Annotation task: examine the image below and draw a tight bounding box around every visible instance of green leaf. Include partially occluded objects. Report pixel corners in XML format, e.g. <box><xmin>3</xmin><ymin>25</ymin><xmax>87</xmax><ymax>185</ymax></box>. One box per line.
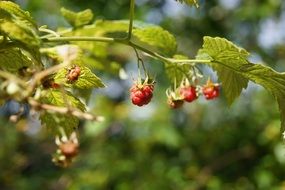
<box><xmin>0</xmin><ymin>47</ymin><xmax>34</xmax><ymax>73</ymax></box>
<box><xmin>60</xmin><ymin>7</ymin><xmax>93</xmax><ymax>28</ymax></box>
<box><xmin>0</xmin><ymin>1</ymin><xmax>37</xmax><ymax>27</ymax></box>
<box><xmin>0</xmin><ymin>19</ymin><xmax>40</xmax><ymax>47</ymax></box>
<box><xmin>40</xmin><ymin>113</ymin><xmax>79</xmax><ymax>136</ymax></box>
<box><xmin>132</xmin><ymin>26</ymin><xmax>177</xmax><ymax>57</ymax></box>
<box><xmin>197</xmin><ymin>36</ymin><xmax>285</xmax><ymax>133</ymax></box>
<box><xmin>41</xmin><ymin>89</ymin><xmax>86</xmax><ymax>111</ymax></box>
<box><xmin>54</xmin><ymin>65</ymin><xmax>105</xmax><ymax>89</ymax></box>
<box><xmin>40</xmin><ymin>89</ymin><xmax>86</xmax><ymax>135</ymax></box>
<box><xmin>175</xmin><ymin>0</ymin><xmax>199</xmax><ymax>7</ymax></box>
<box><xmin>164</xmin><ymin>54</ymin><xmax>192</xmax><ymax>84</ymax></box>
<box><xmin>197</xmin><ymin>37</ymin><xmax>249</xmax><ymax>105</ymax></box>
<box><xmin>0</xmin><ymin>1</ymin><xmax>39</xmax><ymax>47</ymax></box>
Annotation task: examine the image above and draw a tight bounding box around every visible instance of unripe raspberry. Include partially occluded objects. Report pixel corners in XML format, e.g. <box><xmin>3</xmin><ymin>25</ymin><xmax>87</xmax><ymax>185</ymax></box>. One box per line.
<box><xmin>59</xmin><ymin>142</ymin><xmax>79</xmax><ymax>158</ymax></box>
<box><xmin>167</xmin><ymin>98</ymin><xmax>184</xmax><ymax>109</ymax></box>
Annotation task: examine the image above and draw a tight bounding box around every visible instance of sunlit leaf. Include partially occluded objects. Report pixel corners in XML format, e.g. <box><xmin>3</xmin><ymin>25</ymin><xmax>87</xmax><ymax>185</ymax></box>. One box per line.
<box><xmin>198</xmin><ymin>36</ymin><xmax>285</xmax><ymax>133</ymax></box>
<box><xmin>61</xmin><ymin>7</ymin><xmax>93</xmax><ymax>28</ymax></box>
<box><xmin>54</xmin><ymin>66</ymin><xmax>105</xmax><ymax>89</ymax></box>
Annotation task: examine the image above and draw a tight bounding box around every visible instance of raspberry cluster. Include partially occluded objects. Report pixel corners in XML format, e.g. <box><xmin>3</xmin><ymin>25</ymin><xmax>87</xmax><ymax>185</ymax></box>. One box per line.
<box><xmin>167</xmin><ymin>79</ymin><xmax>220</xmax><ymax>109</ymax></box>
<box><xmin>130</xmin><ymin>83</ymin><xmax>154</xmax><ymax>107</ymax></box>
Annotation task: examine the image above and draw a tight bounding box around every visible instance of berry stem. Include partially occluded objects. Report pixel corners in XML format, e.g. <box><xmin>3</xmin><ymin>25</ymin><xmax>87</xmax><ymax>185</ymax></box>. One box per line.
<box><xmin>39</xmin><ymin>27</ymin><xmax>60</xmax><ymax>37</ymax></box>
<box><xmin>133</xmin><ymin>47</ymin><xmax>142</xmax><ymax>83</ymax></box>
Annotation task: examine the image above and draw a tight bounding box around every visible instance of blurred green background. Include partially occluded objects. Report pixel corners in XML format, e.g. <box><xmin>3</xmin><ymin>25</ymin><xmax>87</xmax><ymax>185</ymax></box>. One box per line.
<box><xmin>1</xmin><ymin>0</ymin><xmax>285</xmax><ymax>189</ymax></box>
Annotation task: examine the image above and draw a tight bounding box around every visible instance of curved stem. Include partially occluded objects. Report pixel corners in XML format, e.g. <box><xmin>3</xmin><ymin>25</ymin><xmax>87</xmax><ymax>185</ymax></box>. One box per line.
<box><xmin>133</xmin><ymin>47</ymin><xmax>147</xmax><ymax>78</ymax></box>
<box><xmin>39</xmin><ymin>28</ymin><xmax>60</xmax><ymax>37</ymax></box>
<box><xmin>133</xmin><ymin>47</ymin><xmax>142</xmax><ymax>81</ymax></box>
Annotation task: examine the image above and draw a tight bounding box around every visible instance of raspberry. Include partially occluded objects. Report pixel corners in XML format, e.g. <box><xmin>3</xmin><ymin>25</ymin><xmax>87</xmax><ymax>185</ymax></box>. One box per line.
<box><xmin>51</xmin><ymin>82</ymin><xmax>60</xmax><ymax>89</ymax></box>
<box><xmin>202</xmin><ymin>79</ymin><xmax>220</xmax><ymax>100</ymax></box>
<box><xmin>130</xmin><ymin>83</ymin><xmax>154</xmax><ymax>107</ymax></box>
<box><xmin>167</xmin><ymin>98</ymin><xmax>184</xmax><ymax>109</ymax></box>
<box><xmin>179</xmin><ymin>86</ymin><xmax>198</xmax><ymax>102</ymax></box>
<box><xmin>67</xmin><ymin>65</ymin><xmax>81</xmax><ymax>82</ymax></box>
<box><xmin>203</xmin><ymin>86</ymin><xmax>219</xmax><ymax>100</ymax></box>
<box><xmin>59</xmin><ymin>142</ymin><xmax>79</xmax><ymax>158</ymax></box>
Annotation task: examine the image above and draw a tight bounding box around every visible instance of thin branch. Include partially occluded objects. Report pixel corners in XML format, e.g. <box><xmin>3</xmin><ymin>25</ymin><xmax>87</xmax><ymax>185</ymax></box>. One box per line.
<box><xmin>39</xmin><ymin>28</ymin><xmax>60</xmax><ymax>37</ymax></box>
<box><xmin>28</xmin><ymin>98</ymin><xmax>104</xmax><ymax>122</ymax></box>
<box><xmin>0</xmin><ymin>70</ymin><xmax>27</xmax><ymax>87</ymax></box>
<box><xmin>26</xmin><ymin>61</ymin><xmax>70</xmax><ymax>96</ymax></box>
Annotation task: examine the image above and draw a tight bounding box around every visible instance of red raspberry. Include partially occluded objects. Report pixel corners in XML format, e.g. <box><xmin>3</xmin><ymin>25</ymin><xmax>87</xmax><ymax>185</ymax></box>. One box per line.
<box><xmin>203</xmin><ymin>86</ymin><xmax>219</xmax><ymax>100</ymax></box>
<box><xmin>167</xmin><ymin>98</ymin><xmax>184</xmax><ymax>109</ymax></box>
<box><xmin>202</xmin><ymin>79</ymin><xmax>220</xmax><ymax>100</ymax></box>
<box><xmin>179</xmin><ymin>86</ymin><xmax>198</xmax><ymax>102</ymax></box>
<box><xmin>130</xmin><ymin>83</ymin><xmax>154</xmax><ymax>107</ymax></box>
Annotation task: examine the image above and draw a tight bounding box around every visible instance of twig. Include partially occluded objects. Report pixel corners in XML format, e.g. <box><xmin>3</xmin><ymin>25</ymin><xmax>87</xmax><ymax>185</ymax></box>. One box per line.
<box><xmin>0</xmin><ymin>70</ymin><xmax>27</xmax><ymax>87</ymax></box>
<box><xmin>28</xmin><ymin>98</ymin><xmax>104</xmax><ymax>122</ymax></box>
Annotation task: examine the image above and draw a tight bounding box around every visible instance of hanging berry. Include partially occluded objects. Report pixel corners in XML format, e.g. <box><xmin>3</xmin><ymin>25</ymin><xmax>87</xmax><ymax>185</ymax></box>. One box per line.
<box><xmin>130</xmin><ymin>78</ymin><xmax>155</xmax><ymax>107</ymax></box>
<box><xmin>166</xmin><ymin>88</ymin><xmax>184</xmax><ymax>109</ymax></box>
<box><xmin>180</xmin><ymin>86</ymin><xmax>198</xmax><ymax>102</ymax></box>
<box><xmin>59</xmin><ymin>141</ymin><xmax>79</xmax><ymax>158</ymax></box>
<box><xmin>202</xmin><ymin>78</ymin><xmax>220</xmax><ymax>100</ymax></box>
<box><xmin>168</xmin><ymin>98</ymin><xmax>184</xmax><ymax>109</ymax></box>
<box><xmin>52</xmin><ymin>132</ymin><xmax>79</xmax><ymax>167</ymax></box>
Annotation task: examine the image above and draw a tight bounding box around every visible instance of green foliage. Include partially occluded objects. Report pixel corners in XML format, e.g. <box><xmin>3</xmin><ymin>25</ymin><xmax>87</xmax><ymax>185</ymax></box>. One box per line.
<box><xmin>0</xmin><ymin>1</ymin><xmax>39</xmax><ymax>47</ymax></box>
<box><xmin>197</xmin><ymin>37</ymin><xmax>249</xmax><ymax>105</ymax></box>
<box><xmin>61</xmin><ymin>7</ymin><xmax>93</xmax><ymax>28</ymax></box>
<box><xmin>132</xmin><ymin>26</ymin><xmax>177</xmax><ymax>56</ymax></box>
<box><xmin>54</xmin><ymin>65</ymin><xmax>105</xmax><ymax>89</ymax></box>
<box><xmin>1</xmin><ymin>0</ymin><xmax>285</xmax><ymax>189</ymax></box>
<box><xmin>40</xmin><ymin>113</ymin><xmax>79</xmax><ymax>136</ymax></box>
<box><xmin>40</xmin><ymin>89</ymin><xmax>86</xmax><ymax>134</ymax></box>
<box><xmin>198</xmin><ymin>36</ymin><xmax>285</xmax><ymax>132</ymax></box>
<box><xmin>41</xmin><ymin>89</ymin><xmax>86</xmax><ymax>112</ymax></box>
<box><xmin>0</xmin><ymin>1</ymin><xmax>37</xmax><ymax>27</ymax></box>
<box><xmin>0</xmin><ymin>47</ymin><xmax>34</xmax><ymax>73</ymax></box>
